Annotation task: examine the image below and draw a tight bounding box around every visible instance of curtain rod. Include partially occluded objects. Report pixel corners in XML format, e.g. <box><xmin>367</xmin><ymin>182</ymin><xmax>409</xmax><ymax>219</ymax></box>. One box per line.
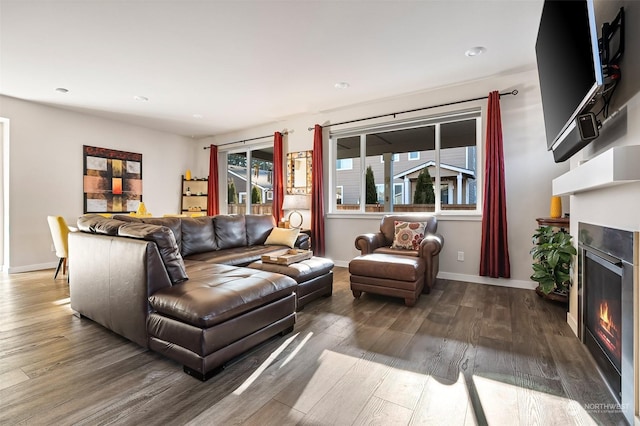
<box><xmin>306</xmin><ymin>89</ymin><xmax>518</xmax><ymax>131</ymax></box>
<box><xmin>203</xmin><ymin>130</ymin><xmax>290</xmax><ymax>149</ymax></box>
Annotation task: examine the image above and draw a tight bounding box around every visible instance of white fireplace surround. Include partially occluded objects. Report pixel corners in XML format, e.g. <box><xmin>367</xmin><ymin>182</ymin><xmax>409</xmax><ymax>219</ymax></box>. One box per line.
<box><xmin>552</xmin><ymin>145</ymin><xmax>640</xmax><ymax>196</ymax></box>
<box><xmin>553</xmin><ymin>140</ymin><xmax>640</xmax><ymax>423</ymax></box>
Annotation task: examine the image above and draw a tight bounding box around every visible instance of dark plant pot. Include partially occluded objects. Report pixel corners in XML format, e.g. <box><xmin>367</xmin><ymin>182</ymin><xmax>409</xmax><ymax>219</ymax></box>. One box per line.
<box><xmin>535</xmin><ymin>285</ymin><xmax>568</xmax><ymax>304</ymax></box>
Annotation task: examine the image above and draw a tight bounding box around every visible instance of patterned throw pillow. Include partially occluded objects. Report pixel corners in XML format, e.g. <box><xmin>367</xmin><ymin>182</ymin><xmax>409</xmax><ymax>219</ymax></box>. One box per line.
<box><xmin>391</xmin><ymin>221</ymin><xmax>426</xmax><ymax>250</ymax></box>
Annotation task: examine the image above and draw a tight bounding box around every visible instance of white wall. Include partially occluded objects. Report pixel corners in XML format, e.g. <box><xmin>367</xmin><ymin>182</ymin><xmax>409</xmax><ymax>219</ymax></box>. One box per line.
<box><xmin>199</xmin><ymin>68</ymin><xmax>569</xmax><ymax>287</ymax></box>
<box><xmin>0</xmin><ymin>95</ymin><xmax>196</xmax><ymax>272</ymax></box>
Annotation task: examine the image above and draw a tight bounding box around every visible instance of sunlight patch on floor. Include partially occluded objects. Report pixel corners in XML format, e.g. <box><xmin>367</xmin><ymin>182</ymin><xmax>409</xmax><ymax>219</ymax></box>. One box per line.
<box><xmin>233</xmin><ymin>332</ymin><xmax>299</xmax><ymax>395</ymax></box>
<box><xmin>52</xmin><ymin>297</ymin><xmax>70</xmax><ymax>306</ymax></box>
<box><xmin>0</xmin><ymin>369</ymin><xmax>30</xmax><ymax>391</ymax></box>
<box><xmin>280</xmin><ymin>331</ymin><xmax>313</xmax><ymax>369</ymax></box>
<box><xmin>473</xmin><ymin>374</ymin><xmax>597</xmax><ymax>425</ymax></box>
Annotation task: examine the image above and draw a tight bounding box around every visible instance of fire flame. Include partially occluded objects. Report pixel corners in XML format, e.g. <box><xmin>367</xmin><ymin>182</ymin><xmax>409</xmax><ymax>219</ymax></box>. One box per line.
<box><xmin>599</xmin><ymin>301</ymin><xmax>616</xmax><ymax>335</ymax></box>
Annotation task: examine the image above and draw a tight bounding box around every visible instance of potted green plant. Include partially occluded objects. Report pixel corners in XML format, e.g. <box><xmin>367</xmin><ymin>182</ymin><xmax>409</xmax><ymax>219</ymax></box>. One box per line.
<box><xmin>530</xmin><ymin>226</ymin><xmax>577</xmax><ymax>301</ymax></box>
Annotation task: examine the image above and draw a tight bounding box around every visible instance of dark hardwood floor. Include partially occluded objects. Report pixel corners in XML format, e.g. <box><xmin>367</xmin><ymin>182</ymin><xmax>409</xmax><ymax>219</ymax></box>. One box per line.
<box><xmin>0</xmin><ymin>267</ymin><xmax>627</xmax><ymax>425</ymax></box>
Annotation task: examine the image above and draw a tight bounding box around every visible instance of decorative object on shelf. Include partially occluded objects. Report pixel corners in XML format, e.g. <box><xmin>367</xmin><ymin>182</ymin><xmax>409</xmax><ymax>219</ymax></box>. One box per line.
<box><xmin>282</xmin><ymin>194</ymin><xmax>310</xmax><ymax>228</ymax></box>
<box><xmin>83</xmin><ymin>145</ymin><xmax>142</xmax><ymax>214</ymax></box>
<box><xmin>185</xmin><ymin>187</ymin><xmax>191</xmax><ymax>196</ymax></box>
<box><xmin>185</xmin><ymin>169</ymin><xmax>192</xmax><ymax>180</ymax></box>
<box><xmin>530</xmin><ymin>225</ymin><xmax>576</xmax><ymax>302</ymax></box>
<box><xmin>549</xmin><ymin>196</ymin><xmax>562</xmax><ymax>218</ymax></box>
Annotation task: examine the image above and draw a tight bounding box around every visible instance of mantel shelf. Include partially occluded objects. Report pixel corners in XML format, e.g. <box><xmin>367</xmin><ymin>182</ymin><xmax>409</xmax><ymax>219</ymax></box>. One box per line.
<box><xmin>552</xmin><ymin>145</ymin><xmax>640</xmax><ymax>196</ymax></box>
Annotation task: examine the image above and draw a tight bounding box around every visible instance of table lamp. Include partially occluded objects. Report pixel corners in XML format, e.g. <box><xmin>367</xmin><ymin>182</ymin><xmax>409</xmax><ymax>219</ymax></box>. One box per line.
<box><xmin>282</xmin><ymin>194</ymin><xmax>310</xmax><ymax>228</ymax></box>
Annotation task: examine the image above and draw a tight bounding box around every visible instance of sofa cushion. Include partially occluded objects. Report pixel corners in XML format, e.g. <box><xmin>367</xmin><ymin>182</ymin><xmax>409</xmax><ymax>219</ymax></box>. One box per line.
<box><xmin>185</xmin><ymin>245</ymin><xmax>288</xmax><ymax>266</ymax></box>
<box><xmin>118</xmin><ymin>222</ymin><xmax>188</xmax><ymax>284</ymax></box>
<box><xmin>148</xmin><ymin>264</ymin><xmax>296</xmax><ymax>328</ymax></box>
<box><xmin>391</xmin><ymin>221</ymin><xmax>426</xmax><ymax>250</ymax></box>
<box><xmin>140</xmin><ymin>217</ymin><xmax>183</xmax><ymax>253</ymax></box>
<box><xmin>245</xmin><ymin>215</ymin><xmax>276</xmax><ymax>246</ymax></box>
<box><xmin>181</xmin><ymin>217</ymin><xmax>217</xmax><ymax>256</ymax></box>
<box><xmin>111</xmin><ymin>214</ymin><xmax>142</xmax><ymax>223</ymax></box>
<box><xmin>214</xmin><ymin>215</ymin><xmax>247</xmax><ymax>249</ymax></box>
<box><xmin>77</xmin><ymin>215</ymin><xmax>123</xmax><ymax>235</ymax></box>
<box><xmin>264</xmin><ymin>227</ymin><xmax>300</xmax><ymax>248</ymax></box>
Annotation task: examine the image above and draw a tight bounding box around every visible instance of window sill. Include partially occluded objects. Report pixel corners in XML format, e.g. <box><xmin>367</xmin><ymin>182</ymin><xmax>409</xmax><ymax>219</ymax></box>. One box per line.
<box><xmin>326</xmin><ymin>211</ymin><xmax>482</xmax><ymax>221</ymax></box>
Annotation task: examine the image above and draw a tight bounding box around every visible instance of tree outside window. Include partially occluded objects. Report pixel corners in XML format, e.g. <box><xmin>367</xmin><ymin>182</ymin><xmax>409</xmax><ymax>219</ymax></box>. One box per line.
<box><xmin>414</xmin><ymin>168</ymin><xmax>435</xmax><ymax>204</ymax></box>
<box><xmin>365</xmin><ymin>166</ymin><xmax>378</xmax><ymax>204</ymax></box>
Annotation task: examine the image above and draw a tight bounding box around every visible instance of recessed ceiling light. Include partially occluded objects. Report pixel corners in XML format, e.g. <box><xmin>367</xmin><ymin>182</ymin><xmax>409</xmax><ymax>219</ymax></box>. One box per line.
<box><xmin>133</xmin><ymin>95</ymin><xmax>149</xmax><ymax>102</ymax></box>
<box><xmin>55</xmin><ymin>87</ymin><xmax>69</xmax><ymax>93</ymax></box>
<box><xmin>465</xmin><ymin>46</ymin><xmax>487</xmax><ymax>57</ymax></box>
<box><xmin>192</xmin><ymin>114</ymin><xmax>203</xmax><ymax>119</ymax></box>
<box><xmin>334</xmin><ymin>82</ymin><xmax>350</xmax><ymax>89</ymax></box>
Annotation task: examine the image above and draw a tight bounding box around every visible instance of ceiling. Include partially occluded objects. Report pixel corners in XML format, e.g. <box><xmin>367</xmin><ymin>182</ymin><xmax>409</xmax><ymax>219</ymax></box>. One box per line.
<box><xmin>0</xmin><ymin>0</ymin><xmax>543</xmax><ymax>138</ymax></box>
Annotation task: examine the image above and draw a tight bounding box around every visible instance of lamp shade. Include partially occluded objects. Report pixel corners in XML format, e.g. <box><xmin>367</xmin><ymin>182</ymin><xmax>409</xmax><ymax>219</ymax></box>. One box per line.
<box><xmin>282</xmin><ymin>194</ymin><xmax>310</xmax><ymax>211</ymax></box>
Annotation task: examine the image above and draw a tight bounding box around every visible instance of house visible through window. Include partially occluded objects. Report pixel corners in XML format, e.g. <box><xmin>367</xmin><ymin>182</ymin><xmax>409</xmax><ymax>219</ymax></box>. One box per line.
<box><xmin>331</xmin><ymin>110</ymin><xmax>480</xmax><ymax>214</ymax></box>
<box><xmin>224</xmin><ymin>145</ymin><xmax>274</xmax><ymax>215</ymax></box>
<box><xmin>336</xmin><ymin>158</ymin><xmax>353</xmax><ymax>170</ymax></box>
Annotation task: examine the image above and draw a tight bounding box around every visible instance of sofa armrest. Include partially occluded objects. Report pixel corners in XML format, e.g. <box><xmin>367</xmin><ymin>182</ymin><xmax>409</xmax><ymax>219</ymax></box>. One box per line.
<box><xmin>295</xmin><ymin>233</ymin><xmax>310</xmax><ymax>250</ymax></box>
<box><xmin>355</xmin><ymin>232</ymin><xmax>386</xmax><ymax>255</ymax></box>
<box><xmin>419</xmin><ymin>233</ymin><xmax>444</xmax><ymax>257</ymax></box>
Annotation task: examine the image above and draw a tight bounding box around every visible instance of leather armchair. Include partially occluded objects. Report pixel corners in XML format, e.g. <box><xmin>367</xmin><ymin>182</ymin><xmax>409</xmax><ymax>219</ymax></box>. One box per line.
<box><xmin>355</xmin><ymin>214</ymin><xmax>444</xmax><ymax>291</ymax></box>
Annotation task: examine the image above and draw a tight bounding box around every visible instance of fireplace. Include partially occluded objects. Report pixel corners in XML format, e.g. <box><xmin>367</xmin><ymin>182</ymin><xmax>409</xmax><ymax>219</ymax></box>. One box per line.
<box><xmin>578</xmin><ymin>222</ymin><xmax>634</xmax><ymax>424</ymax></box>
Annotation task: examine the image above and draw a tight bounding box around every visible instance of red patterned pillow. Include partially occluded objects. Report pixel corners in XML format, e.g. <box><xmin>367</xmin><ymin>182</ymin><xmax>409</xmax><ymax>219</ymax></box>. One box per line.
<box><xmin>391</xmin><ymin>221</ymin><xmax>426</xmax><ymax>250</ymax></box>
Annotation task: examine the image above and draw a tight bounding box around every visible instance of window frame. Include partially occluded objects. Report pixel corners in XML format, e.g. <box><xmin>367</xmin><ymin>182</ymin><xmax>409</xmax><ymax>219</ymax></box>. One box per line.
<box><xmin>328</xmin><ymin>109</ymin><xmax>482</xmax><ymax>216</ymax></box>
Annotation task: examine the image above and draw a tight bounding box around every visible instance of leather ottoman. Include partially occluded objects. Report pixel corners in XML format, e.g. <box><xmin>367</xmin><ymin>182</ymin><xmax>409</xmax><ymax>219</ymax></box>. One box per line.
<box><xmin>349</xmin><ymin>253</ymin><xmax>425</xmax><ymax>307</ymax></box>
<box><xmin>248</xmin><ymin>257</ymin><xmax>334</xmax><ymax>310</ymax></box>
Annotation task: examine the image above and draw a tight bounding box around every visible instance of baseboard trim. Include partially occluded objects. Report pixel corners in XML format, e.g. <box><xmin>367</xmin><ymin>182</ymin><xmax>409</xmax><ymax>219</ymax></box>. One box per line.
<box><xmin>333</xmin><ymin>260</ymin><xmax>537</xmax><ymax>290</ymax></box>
<box><xmin>7</xmin><ymin>262</ymin><xmax>57</xmax><ymax>274</ymax></box>
<box><xmin>566</xmin><ymin>312</ymin><xmax>579</xmax><ymax>337</ymax></box>
<box><xmin>437</xmin><ymin>272</ymin><xmax>537</xmax><ymax>290</ymax></box>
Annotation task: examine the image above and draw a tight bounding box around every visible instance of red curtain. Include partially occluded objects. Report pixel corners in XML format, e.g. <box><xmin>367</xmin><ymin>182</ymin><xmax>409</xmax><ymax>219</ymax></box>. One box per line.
<box><xmin>480</xmin><ymin>91</ymin><xmax>510</xmax><ymax>278</ymax></box>
<box><xmin>272</xmin><ymin>132</ymin><xmax>284</xmax><ymax>224</ymax></box>
<box><xmin>207</xmin><ymin>144</ymin><xmax>220</xmax><ymax>216</ymax></box>
<box><xmin>311</xmin><ymin>124</ymin><xmax>325</xmax><ymax>256</ymax></box>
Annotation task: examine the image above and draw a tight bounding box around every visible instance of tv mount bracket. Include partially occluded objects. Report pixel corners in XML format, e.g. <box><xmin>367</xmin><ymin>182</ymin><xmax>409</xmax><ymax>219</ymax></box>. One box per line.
<box><xmin>599</xmin><ymin>7</ymin><xmax>625</xmax><ymax>79</ymax></box>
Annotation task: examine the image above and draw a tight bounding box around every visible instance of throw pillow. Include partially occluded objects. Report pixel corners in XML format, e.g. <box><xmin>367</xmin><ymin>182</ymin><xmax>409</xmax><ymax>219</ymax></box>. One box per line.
<box><xmin>391</xmin><ymin>221</ymin><xmax>426</xmax><ymax>250</ymax></box>
<box><xmin>264</xmin><ymin>227</ymin><xmax>300</xmax><ymax>248</ymax></box>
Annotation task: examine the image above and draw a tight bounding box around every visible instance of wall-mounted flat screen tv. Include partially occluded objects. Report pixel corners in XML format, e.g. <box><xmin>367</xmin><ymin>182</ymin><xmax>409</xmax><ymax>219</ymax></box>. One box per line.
<box><xmin>536</xmin><ymin>0</ymin><xmax>603</xmax><ymax>162</ymax></box>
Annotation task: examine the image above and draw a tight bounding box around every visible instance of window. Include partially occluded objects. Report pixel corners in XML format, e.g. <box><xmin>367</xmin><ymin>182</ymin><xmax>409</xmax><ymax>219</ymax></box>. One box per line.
<box><xmin>336</xmin><ymin>186</ymin><xmax>344</xmax><ymax>204</ymax></box>
<box><xmin>224</xmin><ymin>145</ymin><xmax>274</xmax><ymax>215</ymax></box>
<box><xmin>375</xmin><ymin>184</ymin><xmax>384</xmax><ymax>203</ymax></box>
<box><xmin>393</xmin><ymin>183</ymin><xmax>404</xmax><ymax>204</ymax></box>
<box><xmin>336</xmin><ymin>158</ymin><xmax>353</xmax><ymax>170</ymax></box>
<box><xmin>331</xmin><ymin>110</ymin><xmax>480</xmax><ymax>214</ymax></box>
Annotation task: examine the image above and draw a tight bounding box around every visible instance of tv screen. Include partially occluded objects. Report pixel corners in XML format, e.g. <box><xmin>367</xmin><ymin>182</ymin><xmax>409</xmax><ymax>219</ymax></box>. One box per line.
<box><xmin>536</xmin><ymin>0</ymin><xmax>603</xmax><ymax>162</ymax></box>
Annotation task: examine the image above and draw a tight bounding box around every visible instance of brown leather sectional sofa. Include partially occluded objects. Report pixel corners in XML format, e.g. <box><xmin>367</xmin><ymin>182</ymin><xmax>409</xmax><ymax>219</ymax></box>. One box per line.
<box><xmin>69</xmin><ymin>214</ymin><xmax>312</xmax><ymax>380</ymax></box>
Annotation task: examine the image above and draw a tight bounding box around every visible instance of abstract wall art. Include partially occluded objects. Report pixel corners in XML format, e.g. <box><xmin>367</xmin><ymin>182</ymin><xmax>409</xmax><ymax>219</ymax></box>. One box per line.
<box><xmin>83</xmin><ymin>145</ymin><xmax>142</xmax><ymax>213</ymax></box>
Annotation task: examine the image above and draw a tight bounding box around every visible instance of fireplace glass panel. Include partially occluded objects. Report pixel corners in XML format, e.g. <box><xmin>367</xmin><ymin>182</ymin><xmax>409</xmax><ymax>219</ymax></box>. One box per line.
<box><xmin>584</xmin><ymin>253</ymin><xmax>622</xmax><ymax>372</ymax></box>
